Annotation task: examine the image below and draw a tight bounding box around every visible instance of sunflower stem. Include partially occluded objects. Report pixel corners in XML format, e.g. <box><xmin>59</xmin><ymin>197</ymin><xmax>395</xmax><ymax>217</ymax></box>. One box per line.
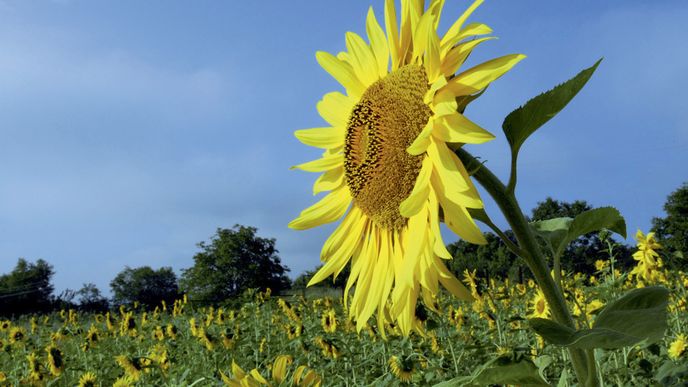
<box><xmin>455</xmin><ymin>148</ymin><xmax>598</xmax><ymax>387</ymax></box>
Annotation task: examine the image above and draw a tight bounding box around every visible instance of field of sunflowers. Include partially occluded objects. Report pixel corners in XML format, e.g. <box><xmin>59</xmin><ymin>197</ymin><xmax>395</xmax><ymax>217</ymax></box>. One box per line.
<box><xmin>0</xmin><ymin>233</ymin><xmax>686</xmax><ymax>386</ymax></box>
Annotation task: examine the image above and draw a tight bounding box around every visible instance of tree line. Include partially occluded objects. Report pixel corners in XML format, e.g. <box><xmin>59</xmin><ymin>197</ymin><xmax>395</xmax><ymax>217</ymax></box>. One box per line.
<box><xmin>2</xmin><ymin>182</ymin><xmax>686</xmax><ymax>317</ymax></box>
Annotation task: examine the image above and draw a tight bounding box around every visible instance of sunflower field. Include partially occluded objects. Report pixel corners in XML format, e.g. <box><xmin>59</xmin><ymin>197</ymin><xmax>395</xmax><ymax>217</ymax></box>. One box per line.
<box><xmin>0</xmin><ymin>231</ymin><xmax>686</xmax><ymax>386</ymax></box>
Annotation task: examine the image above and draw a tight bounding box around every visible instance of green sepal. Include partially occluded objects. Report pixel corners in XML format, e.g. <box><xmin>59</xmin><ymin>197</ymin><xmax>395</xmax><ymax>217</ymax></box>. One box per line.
<box><xmin>502</xmin><ymin>58</ymin><xmax>602</xmax><ymax>157</ymax></box>
<box><xmin>529</xmin><ymin>286</ymin><xmax>669</xmax><ymax>349</ymax></box>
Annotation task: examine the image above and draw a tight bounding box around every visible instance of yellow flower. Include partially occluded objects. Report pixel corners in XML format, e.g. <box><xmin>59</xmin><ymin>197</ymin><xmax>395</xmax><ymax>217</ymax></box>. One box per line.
<box><xmin>631</xmin><ymin>230</ymin><xmax>663</xmax><ymax>283</ymax></box>
<box><xmin>46</xmin><ymin>345</ymin><xmax>65</xmax><ymax>376</ymax></box>
<box><xmin>289</xmin><ymin>0</ymin><xmax>524</xmax><ymax>336</ymax></box>
<box><xmin>293</xmin><ymin>365</ymin><xmax>323</xmax><ymax>387</ymax></box>
<box><xmin>116</xmin><ymin>355</ymin><xmax>142</xmax><ymax>381</ymax></box>
<box><xmin>321</xmin><ymin>309</ymin><xmax>338</xmax><ymax>333</ymax></box>
<box><xmin>668</xmin><ymin>334</ymin><xmax>687</xmax><ymax>360</ymax></box>
<box><xmin>78</xmin><ymin>372</ymin><xmax>97</xmax><ymax>387</ymax></box>
<box><xmin>388</xmin><ymin>355</ymin><xmax>415</xmax><ymax>383</ymax></box>
<box><xmin>594</xmin><ymin>259</ymin><xmax>608</xmax><ymax>271</ymax></box>
<box><xmin>529</xmin><ymin>288</ymin><xmax>550</xmax><ymax>319</ymax></box>
<box><xmin>9</xmin><ymin>326</ymin><xmax>26</xmax><ymax>344</ymax></box>
<box><xmin>314</xmin><ymin>336</ymin><xmax>341</xmax><ymax>359</ymax></box>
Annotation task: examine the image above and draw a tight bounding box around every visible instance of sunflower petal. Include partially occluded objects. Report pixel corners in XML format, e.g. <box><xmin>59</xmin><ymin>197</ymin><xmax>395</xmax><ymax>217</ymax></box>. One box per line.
<box><xmin>288</xmin><ymin>187</ymin><xmax>351</xmax><ymax>230</ymax></box>
<box><xmin>440</xmin><ymin>195</ymin><xmax>486</xmax><ymax>244</ymax></box>
<box><xmin>315</xmin><ymin>51</ymin><xmax>367</xmax><ymax>97</ymax></box>
<box><xmin>366</xmin><ymin>7</ymin><xmax>390</xmax><ymax>78</ymax></box>
<box><xmin>446</xmin><ymin>54</ymin><xmax>525</xmax><ymax>96</ymax></box>
<box><xmin>441</xmin><ymin>37</ymin><xmax>495</xmax><ymax>76</ymax></box>
<box><xmin>294</xmin><ymin>127</ymin><xmax>344</xmax><ymax>149</ymax></box>
<box><xmin>399</xmin><ymin>157</ymin><xmax>432</xmax><ymax>217</ymax></box>
<box><xmin>385</xmin><ymin>0</ymin><xmax>401</xmax><ymax>70</ymax></box>
<box><xmin>291</xmin><ymin>153</ymin><xmax>341</xmax><ymax>172</ymax></box>
<box><xmin>313</xmin><ymin>167</ymin><xmax>344</xmax><ymax>195</ymax></box>
<box><xmin>427</xmin><ymin>138</ymin><xmax>468</xmax><ymax>191</ymax></box>
<box><xmin>346</xmin><ymin>32</ymin><xmax>380</xmax><ymax>86</ymax></box>
<box><xmin>441</xmin><ymin>0</ymin><xmax>484</xmax><ymax>47</ymax></box>
<box><xmin>433</xmin><ymin>112</ymin><xmax>495</xmax><ymax>144</ymax></box>
<box><xmin>317</xmin><ymin>91</ymin><xmax>354</xmax><ymax>127</ymax></box>
<box><xmin>407</xmin><ymin>120</ymin><xmax>434</xmax><ymax>155</ymax></box>
<box><xmin>435</xmin><ymin>255</ymin><xmax>473</xmax><ymax>300</ymax></box>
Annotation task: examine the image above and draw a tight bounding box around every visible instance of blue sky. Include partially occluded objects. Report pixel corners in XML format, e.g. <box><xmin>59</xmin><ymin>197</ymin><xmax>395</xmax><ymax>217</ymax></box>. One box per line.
<box><xmin>1</xmin><ymin>0</ymin><xmax>686</xmax><ymax>296</ymax></box>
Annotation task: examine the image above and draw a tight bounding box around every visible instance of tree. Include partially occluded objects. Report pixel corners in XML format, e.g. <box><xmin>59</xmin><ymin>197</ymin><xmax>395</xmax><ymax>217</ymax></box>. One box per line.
<box><xmin>110</xmin><ymin>266</ymin><xmax>178</xmax><ymax>308</ymax></box>
<box><xmin>652</xmin><ymin>182</ymin><xmax>688</xmax><ymax>268</ymax></box>
<box><xmin>530</xmin><ymin>197</ymin><xmax>632</xmax><ymax>274</ymax></box>
<box><xmin>0</xmin><ymin>258</ymin><xmax>55</xmax><ymax>316</ymax></box>
<box><xmin>446</xmin><ymin>232</ymin><xmax>524</xmax><ymax>282</ymax></box>
<box><xmin>77</xmin><ymin>283</ymin><xmax>110</xmax><ymax>312</ymax></box>
<box><xmin>180</xmin><ymin>225</ymin><xmax>291</xmax><ymax>304</ymax></box>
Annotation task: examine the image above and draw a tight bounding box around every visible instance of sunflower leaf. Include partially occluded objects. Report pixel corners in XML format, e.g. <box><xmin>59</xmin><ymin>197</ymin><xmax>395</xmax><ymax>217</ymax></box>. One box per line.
<box><xmin>502</xmin><ymin>58</ymin><xmax>602</xmax><ymax>157</ymax></box>
<box><xmin>529</xmin><ymin>287</ymin><xmax>669</xmax><ymax>349</ymax></box>
<box><xmin>434</xmin><ymin>354</ymin><xmax>549</xmax><ymax>386</ymax></box>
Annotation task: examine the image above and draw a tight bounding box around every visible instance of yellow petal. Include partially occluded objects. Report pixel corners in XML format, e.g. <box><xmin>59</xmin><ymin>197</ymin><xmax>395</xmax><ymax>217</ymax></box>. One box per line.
<box><xmin>358</xmin><ymin>230</ymin><xmax>391</xmax><ymax>328</ymax></box>
<box><xmin>412</xmin><ymin>11</ymin><xmax>433</xmax><ymax>62</ymax></box>
<box><xmin>248</xmin><ymin>369</ymin><xmax>268</xmax><ymax>385</ymax></box>
<box><xmin>423</xmin><ymin>16</ymin><xmax>442</xmax><ymax>82</ymax></box>
<box><xmin>446</xmin><ymin>54</ymin><xmax>526</xmax><ymax>96</ymax></box>
<box><xmin>399</xmin><ymin>156</ymin><xmax>432</xmax><ymax>217</ymax></box>
<box><xmin>288</xmin><ymin>187</ymin><xmax>351</xmax><ymax>230</ymax></box>
<box><xmin>313</xmin><ymin>167</ymin><xmax>344</xmax><ymax>195</ymax></box>
<box><xmin>440</xmin><ymin>196</ymin><xmax>486</xmax><ymax>244</ymax></box>
<box><xmin>428</xmin><ymin>193</ymin><xmax>452</xmax><ymax>259</ymax></box>
<box><xmin>427</xmin><ymin>138</ymin><xmax>468</xmax><ymax>191</ymax></box>
<box><xmin>431</xmin><ymin>167</ymin><xmax>482</xmax><ymax>210</ymax></box>
<box><xmin>440</xmin><ymin>0</ymin><xmax>484</xmax><ymax>47</ymax></box>
<box><xmin>271</xmin><ymin>355</ymin><xmax>292</xmax><ymax>384</ymax></box>
<box><xmin>407</xmin><ymin>120</ymin><xmax>434</xmax><ymax>155</ymax></box>
<box><xmin>366</xmin><ymin>7</ymin><xmax>390</xmax><ymax>78</ymax></box>
<box><xmin>231</xmin><ymin>361</ymin><xmax>247</xmax><ymax>380</ymax></box>
<box><xmin>316</xmin><ymin>91</ymin><xmax>354</xmax><ymax>127</ymax></box>
<box><xmin>435</xmin><ymin>255</ymin><xmax>473</xmax><ymax>300</ymax></box>
<box><xmin>431</xmin><ymin>89</ymin><xmax>457</xmax><ymax>116</ymax></box>
<box><xmin>345</xmin><ymin>32</ymin><xmax>379</xmax><ymax>86</ymax></box>
<box><xmin>385</xmin><ymin>0</ymin><xmax>401</xmax><ymax>70</ymax></box>
<box><xmin>440</xmin><ymin>37</ymin><xmax>495</xmax><ymax>77</ymax></box>
<box><xmin>291</xmin><ymin>153</ymin><xmax>341</xmax><ymax>173</ymax></box>
<box><xmin>294</xmin><ymin>127</ymin><xmax>344</xmax><ymax>149</ymax></box>
<box><xmin>432</xmin><ymin>112</ymin><xmax>495</xmax><ymax>144</ymax></box>
<box><xmin>315</xmin><ymin>51</ymin><xmax>366</xmax><ymax>97</ymax></box>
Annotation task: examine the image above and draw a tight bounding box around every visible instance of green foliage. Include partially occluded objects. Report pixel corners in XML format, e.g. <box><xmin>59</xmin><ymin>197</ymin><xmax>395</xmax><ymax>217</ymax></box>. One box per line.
<box><xmin>530</xmin><ymin>198</ymin><xmax>633</xmax><ymax>274</ymax></box>
<box><xmin>529</xmin><ymin>286</ymin><xmax>669</xmax><ymax>349</ymax></box>
<box><xmin>531</xmin><ymin>206</ymin><xmax>626</xmax><ymax>264</ymax></box>
<box><xmin>435</xmin><ymin>354</ymin><xmax>549</xmax><ymax>386</ymax></box>
<box><xmin>446</xmin><ymin>232</ymin><xmax>525</xmax><ymax>281</ymax></box>
<box><xmin>180</xmin><ymin>225</ymin><xmax>291</xmax><ymax>305</ymax></box>
<box><xmin>76</xmin><ymin>283</ymin><xmax>110</xmax><ymax>312</ymax></box>
<box><xmin>502</xmin><ymin>59</ymin><xmax>602</xmax><ymax>158</ymax></box>
<box><xmin>110</xmin><ymin>266</ymin><xmax>178</xmax><ymax>308</ymax></box>
<box><xmin>652</xmin><ymin>181</ymin><xmax>688</xmax><ymax>269</ymax></box>
<box><xmin>0</xmin><ymin>258</ymin><xmax>55</xmax><ymax>316</ymax></box>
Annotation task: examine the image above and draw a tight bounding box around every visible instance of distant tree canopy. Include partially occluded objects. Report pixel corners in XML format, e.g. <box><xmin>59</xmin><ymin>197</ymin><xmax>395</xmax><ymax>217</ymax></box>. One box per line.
<box><xmin>110</xmin><ymin>266</ymin><xmax>178</xmax><ymax>308</ymax></box>
<box><xmin>76</xmin><ymin>283</ymin><xmax>109</xmax><ymax>312</ymax></box>
<box><xmin>652</xmin><ymin>181</ymin><xmax>688</xmax><ymax>268</ymax></box>
<box><xmin>180</xmin><ymin>225</ymin><xmax>291</xmax><ymax>304</ymax></box>
<box><xmin>446</xmin><ymin>198</ymin><xmax>633</xmax><ymax>280</ymax></box>
<box><xmin>0</xmin><ymin>258</ymin><xmax>55</xmax><ymax>316</ymax></box>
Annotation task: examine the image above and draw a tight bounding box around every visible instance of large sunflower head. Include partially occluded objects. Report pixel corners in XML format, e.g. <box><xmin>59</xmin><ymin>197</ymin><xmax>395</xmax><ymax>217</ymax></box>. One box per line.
<box><xmin>290</xmin><ymin>0</ymin><xmax>524</xmax><ymax>336</ymax></box>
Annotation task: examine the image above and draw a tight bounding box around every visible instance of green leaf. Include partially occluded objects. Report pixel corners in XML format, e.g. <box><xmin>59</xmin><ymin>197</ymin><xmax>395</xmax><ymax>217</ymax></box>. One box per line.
<box><xmin>530</xmin><ymin>207</ymin><xmax>626</xmax><ymax>261</ymax></box>
<box><xmin>502</xmin><ymin>58</ymin><xmax>602</xmax><ymax>156</ymax></box>
<box><xmin>529</xmin><ymin>287</ymin><xmax>669</xmax><ymax>349</ymax></box>
<box><xmin>434</xmin><ymin>355</ymin><xmax>549</xmax><ymax>386</ymax></box>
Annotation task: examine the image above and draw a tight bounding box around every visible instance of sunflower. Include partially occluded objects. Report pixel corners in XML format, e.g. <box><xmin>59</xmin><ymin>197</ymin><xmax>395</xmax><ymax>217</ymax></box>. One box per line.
<box><xmin>668</xmin><ymin>334</ymin><xmax>687</xmax><ymax>360</ymax></box>
<box><xmin>78</xmin><ymin>372</ymin><xmax>97</xmax><ymax>387</ymax></box>
<box><xmin>388</xmin><ymin>355</ymin><xmax>415</xmax><ymax>383</ymax></box>
<box><xmin>321</xmin><ymin>309</ymin><xmax>338</xmax><ymax>333</ymax></box>
<box><xmin>46</xmin><ymin>344</ymin><xmax>65</xmax><ymax>376</ymax></box>
<box><xmin>290</xmin><ymin>0</ymin><xmax>523</xmax><ymax>335</ymax></box>
<box><xmin>115</xmin><ymin>355</ymin><xmax>142</xmax><ymax>381</ymax></box>
<box><xmin>529</xmin><ymin>288</ymin><xmax>550</xmax><ymax>319</ymax></box>
<box><xmin>9</xmin><ymin>326</ymin><xmax>26</xmax><ymax>344</ymax></box>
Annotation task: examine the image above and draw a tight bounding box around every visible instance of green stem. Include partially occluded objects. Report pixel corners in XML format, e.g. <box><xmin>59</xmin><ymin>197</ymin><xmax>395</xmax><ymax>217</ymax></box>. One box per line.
<box><xmin>456</xmin><ymin>148</ymin><xmax>598</xmax><ymax>387</ymax></box>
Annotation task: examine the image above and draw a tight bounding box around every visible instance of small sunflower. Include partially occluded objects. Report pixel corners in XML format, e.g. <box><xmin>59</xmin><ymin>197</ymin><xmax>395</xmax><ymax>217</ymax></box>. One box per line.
<box><xmin>321</xmin><ymin>310</ymin><xmax>338</xmax><ymax>333</ymax></box>
<box><xmin>9</xmin><ymin>326</ymin><xmax>26</xmax><ymax>344</ymax></box>
<box><xmin>115</xmin><ymin>355</ymin><xmax>142</xmax><ymax>381</ymax></box>
<box><xmin>78</xmin><ymin>372</ymin><xmax>97</xmax><ymax>387</ymax></box>
<box><xmin>668</xmin><ymin>334</ymin><xmax>687</xmax><ymax>360</ymax></box>
<box><xmin>529</xmin><ymin>288</ymin><xmax>550</xmax><ymax>319</ymax></box>
<box><xmin>290</xmin><ymin>0</ymin><xmax>524</xmax><ymax>335</ymax></box>
<box><xmin>46</xmin><ymin>345</ymin><xmax>65</xmax><ymax>376</ymax></box>
<box><xmin>388</xmin><ymin>355</ymin><xmax>415</xmax><ymax>383</ymax></box>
